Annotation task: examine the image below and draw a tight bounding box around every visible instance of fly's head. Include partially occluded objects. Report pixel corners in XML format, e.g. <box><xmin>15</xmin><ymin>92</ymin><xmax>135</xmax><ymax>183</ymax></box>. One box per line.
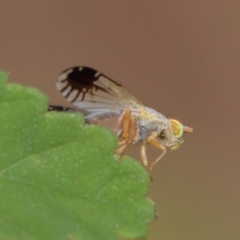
<box><xmin>157</xmin><ymin>119</ymin><xmax>193</xmax><ymax>150</ymax></box>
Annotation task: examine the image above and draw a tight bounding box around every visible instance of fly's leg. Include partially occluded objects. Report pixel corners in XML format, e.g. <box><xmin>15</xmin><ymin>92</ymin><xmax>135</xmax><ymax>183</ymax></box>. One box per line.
<box><xmin>128</xmin><ymin>114</ymin><xmax>137</xmax><ymax>143</ymax></box>
<box><xmin>116</xmin><ymin>110</ymin><xmax>137</xmax><ymax>159</ymax></box>
<box><xmin>117</xmin><ymin>114</ymin><xmax>137</xmax><ymax>157</ymax></box>
<box><xmin>114</xmin><ymin>111</ymin><xmax>125</xmax><ymax>137</ymax></box>
<box><xmin>114</xmin><ymin>108</ymin><xmax>131</xmax><ymax>147</ymax></box>
<box><xmin>147</xmin><ymin>137</ymin><xmax>167</xmax><ymax>175</ymax></box>
<box><xmin>140</xmin><ymin>144</ymin><xmax>148</xmax><ymax>167</ymax></box>
<box><xmin>116</xmin><ymin>142</ymin><xmax>129</xmax><ymax>160</ymax></box>
<box><xmin>120</xmin><ymin>108</ymin><xmax>131</xmax><ymax>143</ymax></box>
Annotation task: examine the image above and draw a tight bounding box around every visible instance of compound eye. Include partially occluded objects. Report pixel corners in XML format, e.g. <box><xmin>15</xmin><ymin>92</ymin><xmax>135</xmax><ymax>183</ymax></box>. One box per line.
<box><xmin>170</xmin><ymin>119</ymin><xmax>184</xmax><ymax>139</ymax></box>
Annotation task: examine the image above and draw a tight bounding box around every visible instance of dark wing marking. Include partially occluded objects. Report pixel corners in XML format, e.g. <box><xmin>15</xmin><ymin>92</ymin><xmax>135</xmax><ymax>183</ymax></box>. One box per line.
<box><xmin>48</xmin><ymin>105</ymin><xmax>76</xmax><ymax>112</ymax></box>
<box><xmin>48</xmin><ymin>104</ymin><xmax>90</xmax><ymax>116</ymax></box>
<box><xmin>56</xmin><ymin>66</ymin><xmax>144</xmax><ymax>114</ymax></box>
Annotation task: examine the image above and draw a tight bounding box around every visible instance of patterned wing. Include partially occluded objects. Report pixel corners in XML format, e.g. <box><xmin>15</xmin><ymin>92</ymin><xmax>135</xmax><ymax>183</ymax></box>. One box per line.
<box><xmin>56</xmin><ymin>66</ymin><xmax>144</xmax><ymax>114</ymax></box>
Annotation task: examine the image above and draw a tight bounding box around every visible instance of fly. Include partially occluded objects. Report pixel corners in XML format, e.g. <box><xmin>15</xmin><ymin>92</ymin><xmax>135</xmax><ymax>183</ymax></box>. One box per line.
<box><xmin>49</xmin><ymin>66</ymin><xmax>193</xmax><ymax>174</ymax></box>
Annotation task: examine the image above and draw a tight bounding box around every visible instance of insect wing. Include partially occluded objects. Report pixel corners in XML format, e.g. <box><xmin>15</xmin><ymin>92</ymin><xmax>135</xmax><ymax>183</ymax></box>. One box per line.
<box><xmin>56</xmin><ymin>66</ymin><xmax>144</xmax><ymax>114</ymax></box>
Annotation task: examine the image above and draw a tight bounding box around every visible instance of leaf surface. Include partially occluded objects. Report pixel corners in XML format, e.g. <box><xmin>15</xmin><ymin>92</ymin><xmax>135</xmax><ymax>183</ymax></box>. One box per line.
<box><xmin>0</xmin><ymin>71</ymin><xmax>154</xmax><ymax>240</ymax></box>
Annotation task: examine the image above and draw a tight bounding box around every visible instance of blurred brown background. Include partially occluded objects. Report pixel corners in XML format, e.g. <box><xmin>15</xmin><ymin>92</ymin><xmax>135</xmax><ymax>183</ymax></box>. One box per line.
<box><xmin>0</xmin><ymin>1</ymin><xmax>239</xmax><ymax>239</ymax></box>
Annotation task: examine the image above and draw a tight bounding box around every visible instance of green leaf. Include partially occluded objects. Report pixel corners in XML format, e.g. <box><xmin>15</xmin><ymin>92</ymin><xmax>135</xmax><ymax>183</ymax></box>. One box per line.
<box><xmin>0</xmin><ymin>71</ymin><xmax>155</xmax><ymax>240</ymax></box>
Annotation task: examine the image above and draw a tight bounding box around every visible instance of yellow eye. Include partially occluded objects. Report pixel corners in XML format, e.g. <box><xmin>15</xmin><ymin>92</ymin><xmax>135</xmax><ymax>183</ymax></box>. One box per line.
<box><xmin>170</xmin><ymin>119</ymin><xmax>184</xmax><ymax>139</ymax></box>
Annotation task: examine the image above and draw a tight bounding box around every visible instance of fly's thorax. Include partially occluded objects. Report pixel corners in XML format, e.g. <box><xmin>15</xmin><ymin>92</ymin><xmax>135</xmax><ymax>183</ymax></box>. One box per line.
<box><xmin>134</xmin><ymin>107</ymin><xmax>169</xmax><ymax>144</ymax></box>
